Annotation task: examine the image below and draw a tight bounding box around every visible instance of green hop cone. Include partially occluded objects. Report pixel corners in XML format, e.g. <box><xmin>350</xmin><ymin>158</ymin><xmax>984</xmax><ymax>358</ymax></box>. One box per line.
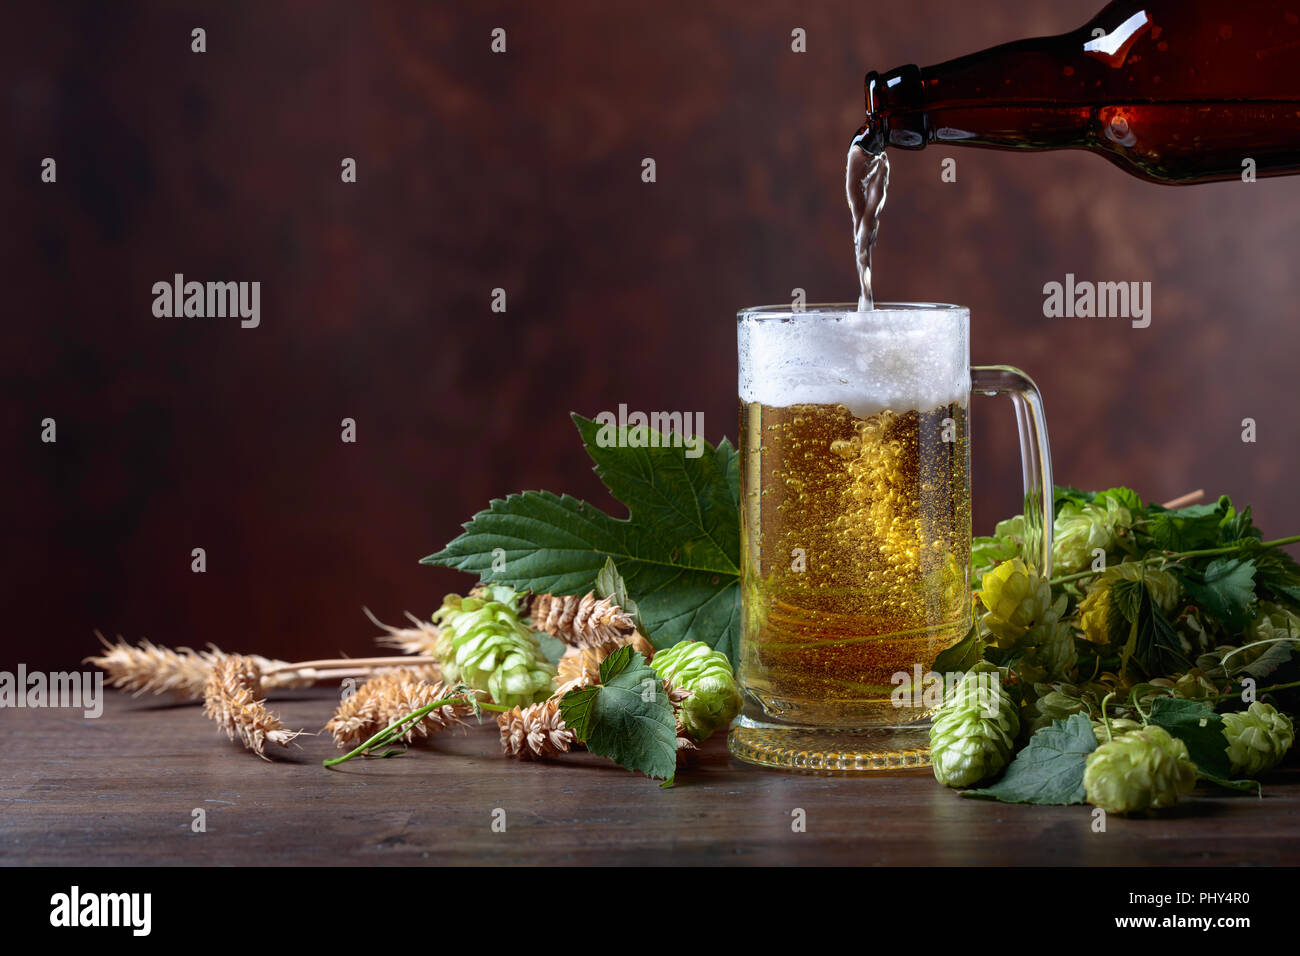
<box><xmin>1222</xmin><ymin>702</ymin><xmax>1295</xmax><ymax>778</ymax></box>
<box><xmin>971</xmin><ymin>515</ymin><xmax>1025</xmax><ymax>587</ymax></box>
<box><xmin>1090</xmin><ymin>717</ymin><xmax>1143</xmax><ymax>741</ymax></box>
<box><xmin>1052</xmin><ymin>499</ymin><xmax>1132</xmax><ymax>576</ymax></box>
<box><xmin>978</xmin><ymin>558</ymin><xmax>1052</xmax><ymax>647</ymax></box>
<box><xmin>1178</xmin><ymin>608</ymin><xmax>1220</xmax><ymax>659</ymax></box>
<box><xmin>1244</xmin><ymin>602</ymin><xmax>1300</xmax><ymax>668</ymax></box>
<box><xmin>1139</xmin><ymin>670</ymin><xmax>1221</xmax><ymax>706</ymax></box>
<box><xmin>1023</xmin><ymin>683</ymin><xmax>1089</xmax><ymax>735</ymax></box>
<box><xmin>1196</xmin><ymin>605</ymin><xmax>1300</xmax><ymax>684</ymax></box>
<box><xmin>1083</xmin><ymin>725</ymin><xmax>1197</xmax><ymax>814</ymax></box>
<box><xmin>1017</xmin><ymin>625</ymin><xmax>1078</xmax><ymax>685</ymax></box>
<box><xmin>650</xmin><ymin>639</ymin><xmax>742</xmax><ymax>741</ymax></box>
<box><xmin>977</xmin><ymin>558</ymin><xmax>1076</xmax><ymax>682</ymax></box>
<box><xmin>1170</xmin><ymin>670</ymin><xmax>1220</xmax><ymax>700</ymax></box>
<box><xmin>929</xmin><ymin>662</ymin><xmax>1020</xmax><ymax>788</ymax></box>
<box><xmin>431</xmin><ymin>591</ymin><xmax>556</xmax><ymax>708</ymax></box>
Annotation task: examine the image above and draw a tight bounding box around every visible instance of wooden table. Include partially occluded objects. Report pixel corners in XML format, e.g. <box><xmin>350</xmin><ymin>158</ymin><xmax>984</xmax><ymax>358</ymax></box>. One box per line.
<box><xmin>4</xmin><ymin>690</ymin><xmax>1299</xmax><ymax>866</ymax></box>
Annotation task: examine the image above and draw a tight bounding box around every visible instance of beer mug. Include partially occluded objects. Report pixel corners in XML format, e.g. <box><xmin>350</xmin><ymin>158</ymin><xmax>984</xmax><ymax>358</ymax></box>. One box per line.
<box><xmin>731</xmin><ymin>303</ymin><xmax>1053</xmax><ymax>771</ymax></box>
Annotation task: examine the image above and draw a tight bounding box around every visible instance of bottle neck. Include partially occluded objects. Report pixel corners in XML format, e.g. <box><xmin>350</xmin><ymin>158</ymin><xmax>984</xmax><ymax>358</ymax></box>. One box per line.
<box><xmin>860</xmin><ymin>0</ymin><xmax>1300</xmax><ymax>182</ymax></box>
<box><xmin>864</xmin><ymin>30</ymin><xmax>1098</xmax><ymax>153</ymax></box>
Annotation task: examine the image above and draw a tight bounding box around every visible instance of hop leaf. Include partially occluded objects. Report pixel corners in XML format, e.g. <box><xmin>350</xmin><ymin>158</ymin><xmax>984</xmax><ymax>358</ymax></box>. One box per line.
<box><xmin>1083</xmin><ymin>725</ymin><xmax>1197</xmax><ymax>814</ymax></box>
<box><xmin>929</xmin><ymin>662</ymin><xmax>1020</xmax><ymax>788</ymax></box>
<box><xmin>649</xmin><ymin>639</ymin><xmax>742</xmax><ymax>741</ymax></box>
<box><xmin>964</xmin><ymin>714</ymin><xmax>1098</xmax><ymax>805</ymax></box>
<box><xmin>424</xmin><ymin>414</ymin><xmax>741</xmax><ymax>661</ymax></box>
<box><xmin>559</xmin><ymin>645</ymin><xmax>678</xmax><ymax>781</ymax></box>
<box><xmin>1078</xmin><ymin>563</ymin><xmax>1181</xmax><ymax>646</ymax></box>
<box><xmin>1222</xmin><ymin>702</ymin><xmax>1295</xmax><ymax>778</ymax></box>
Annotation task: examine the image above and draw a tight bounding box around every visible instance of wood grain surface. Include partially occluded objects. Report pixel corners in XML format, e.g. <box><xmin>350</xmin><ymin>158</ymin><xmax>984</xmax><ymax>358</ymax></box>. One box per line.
<box><xmin>3</xmin><ymin>690</ymin><xmax>1298</xmax><ymax>866</ymax></box>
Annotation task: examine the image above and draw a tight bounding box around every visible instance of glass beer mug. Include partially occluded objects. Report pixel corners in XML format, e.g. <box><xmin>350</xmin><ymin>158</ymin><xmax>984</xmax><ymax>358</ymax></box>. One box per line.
<box><xmin>731</xmin><ymin>303</ymin><xmax>1052</xmax><ymax>771</ymax></box>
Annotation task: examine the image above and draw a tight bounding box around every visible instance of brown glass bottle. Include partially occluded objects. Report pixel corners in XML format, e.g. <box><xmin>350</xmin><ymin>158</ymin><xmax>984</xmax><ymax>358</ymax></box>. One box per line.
<box><xmin>859</xmin><ymin>0</ymin><xmax>1300</xmax><ymax>184</ymax></box>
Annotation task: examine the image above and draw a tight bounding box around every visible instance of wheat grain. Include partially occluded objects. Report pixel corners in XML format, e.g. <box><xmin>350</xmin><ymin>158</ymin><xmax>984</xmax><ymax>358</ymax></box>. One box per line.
<box><xmin>86</xmin><ymin>632</ymin><xmax>314</xmax><ymax>701</ymax></box>
<box><xmin>202</xmin><ymin>657</ymin><xmax>305</xmax><ymax>760</ymax></box>
<box><xmin>324</xmin><ymin>669</ymin><xmax>467</xmax><ymax>749</ymax></box>
<box><xmin>366</xmin><ymin>608</ymin><xmax>444</xmax><ymax>658</ymax></box>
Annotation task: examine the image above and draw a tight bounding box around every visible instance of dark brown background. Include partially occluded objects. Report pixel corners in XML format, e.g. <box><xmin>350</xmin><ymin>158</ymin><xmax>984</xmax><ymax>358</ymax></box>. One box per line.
<box><xmin>4</xmin><ymin>0</ymin><xmax>1298</xmax><ymax>670</ymax></box>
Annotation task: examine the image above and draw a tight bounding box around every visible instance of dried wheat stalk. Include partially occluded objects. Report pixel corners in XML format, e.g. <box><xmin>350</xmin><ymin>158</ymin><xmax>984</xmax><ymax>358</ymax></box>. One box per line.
<box><xmin>87</xmin><ymin>632</ymin><xmax>432</xmax><ymax>701</ymax></box>
<box><xmin>366</xmin><ymin>608</ymin><xmax>443</xmax><ymax>658</ymax></box>
<box><xmin>1161</xmin><ymin>490</ymin><xmax>1205</xmax><ymax>509</ymax></box>
<box><xmin>498</xmin><ymin>698</ymin><xmax>576</xmax><ymax>759</ymax></box>
<box><xmin>86</xmin><ymin>632</ymin><xmax>315</xmax><ymax>701</ymax></box>
<box><xmin>324</xmin><ymin>669</ymin><xmax>467</xmax><ymax>750</ymax></box>
<box><xmin>666</xmin><ymin>682</ymin><xmax>696</xmax><ymax>753</ymax></box>
<box><xmin>203</xmin><ymin>657</ymin><xmax>305</xmax><ymax>759</ymax></box>
<box><xmin>531</xmin><ymin>592</ymin><xmax>640</xmax><ymax>651</ymax></box>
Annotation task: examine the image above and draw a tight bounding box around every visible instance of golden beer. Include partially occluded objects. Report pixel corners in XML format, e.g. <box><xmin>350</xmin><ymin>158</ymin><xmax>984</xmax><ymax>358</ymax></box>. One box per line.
<box><xmin>738</xmin><ymin>398</ymin><xmax>972</xmax><ymax>729</ymax></box>
<box><xmin>731</xmin><ymin>304</ymin><xmax>1052</xmax><ymax>770</ymax></box>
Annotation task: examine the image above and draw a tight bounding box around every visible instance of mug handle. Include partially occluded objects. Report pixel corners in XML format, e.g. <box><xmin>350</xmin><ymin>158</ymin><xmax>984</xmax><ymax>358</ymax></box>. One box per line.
<box><xmin>971</xmin><ymin>366</ymin><xmax>1054</xmax><ymax>576</ymax></box>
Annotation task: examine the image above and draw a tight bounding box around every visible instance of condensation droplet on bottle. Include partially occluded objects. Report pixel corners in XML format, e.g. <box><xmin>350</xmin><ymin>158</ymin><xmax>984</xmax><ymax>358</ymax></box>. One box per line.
<box><xmin>1105</xmin><ymin>113</ymin><xmax>1137</xmax><ymax>147</ymax></box>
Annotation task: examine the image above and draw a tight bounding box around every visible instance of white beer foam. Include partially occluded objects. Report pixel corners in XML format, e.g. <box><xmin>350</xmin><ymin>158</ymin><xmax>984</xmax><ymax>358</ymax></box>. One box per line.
<box><xmin>738</xmin><ymin>308</ymin><xmax>969</xmax><ymax>419</ymax></box>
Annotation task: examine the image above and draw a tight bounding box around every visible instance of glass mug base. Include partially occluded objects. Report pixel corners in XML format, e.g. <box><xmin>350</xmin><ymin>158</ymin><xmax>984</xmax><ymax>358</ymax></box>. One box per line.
<box><xmin>728</xmin><ymin>713</ymin><xmax>932</xmax><ymax>772</ymax></box>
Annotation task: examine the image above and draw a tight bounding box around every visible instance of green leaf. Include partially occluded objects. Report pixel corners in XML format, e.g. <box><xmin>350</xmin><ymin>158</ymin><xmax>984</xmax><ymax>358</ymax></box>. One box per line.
<box><xmin>1111</xmin><ymin>574</ymin><xmax>1145</xmax><ymax>623</ymax></box>
<box><xmin>558</xmin><ymin>646</ymin><xmax>678</xmax><ymax>781</ymax></box>
<box><xmin>424</xmin><ymin>414</ymin><xmax>742</xmax><ymax>662</ymax></box>
<box><xmin>1106</xmin><ymin>573</ymin><xmax>1187</xmax><ymax>679</ymax></box>
<box><xmin>931</xmin><ymin>625</ymin><xmax>985</xmax><ymax>675</ymax></box>
<box><xmin>1243</xmin><ymin>540</ymin><xmax>1300</xmax><ymax>608</ymax></box>
<box><xmin>971</xmin><ymin>534</ymin><xmax>1021</xmax><ymax>568</ymax></box>
<box><xmin>963</xmin><ymin>714</ymin><xmax>1099</xmax><ymax>805</ymax></box>
<box><xmin>1093</xmin><ymin>486</ymin><xmax>1143</xmax><ymax>512</ymax></box>
<box><xmin>1147</xmin><ymin>697</ymin><xmax>1231</xmax><ymax>779</ymax></box>
<box><xmin>1178</xmin><ymin>558</ymin><xmax>1256</xmax><ymax>633</ymax></box>
<box><xmin>972</xmin><ymin>515</ymin><xmax>1025</xmax><ymax>580</ymax></box>
<box><xmin>594</xmin><ymin>556</ymin><xmax>645</xmax><ymax>635</ymax></box>
<box><xmin>1148</xmin><ymin>502</ymin><xmax>1224</xmax><ymax>551</ymax></box>
<box><xmin>1105</xmin><ymin>574</ymin><xmax>1147</xmax><ymax>670</ymax></box>
<box><xmin>1128</xmin><ymin>587</ymin><xmax>1191</xmax><ymax>678</ymax></box>
<box><xmin>536</xmin><ymin>633</ymin><xmax>568</xmax><ymax>666</ymax></box>
<box><xmin>1053</xmin><ymin>485</ymin><xmax>1096</xmax><ymax>514</ymax></box>
<box><xmin>1217</xmin><ymin>505</ymin><xmax>1261</xmax><ymax>545</ymax></box>
<box><xmin>1236</xmin><ymin>640</ymin><xmax>1294</xmax><ymax>681</ymax></box>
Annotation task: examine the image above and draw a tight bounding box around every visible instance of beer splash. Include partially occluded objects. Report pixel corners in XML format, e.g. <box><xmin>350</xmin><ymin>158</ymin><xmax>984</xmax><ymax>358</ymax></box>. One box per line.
<box><xmin>845</xmin><ymin>142</ymin><xmax>889</xmax><ymax>310</ymax></box>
